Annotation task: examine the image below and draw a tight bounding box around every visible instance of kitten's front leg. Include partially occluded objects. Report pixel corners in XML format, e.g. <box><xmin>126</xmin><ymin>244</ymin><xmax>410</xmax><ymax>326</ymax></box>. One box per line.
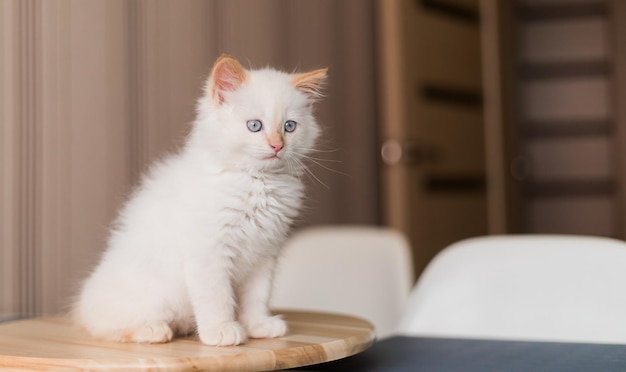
<box><xmin>238</xmin><ymin>257</ymin><xmax>288</xmax><ymax>339</ymax></box>
<box><xmin>185</xmin><ymin>256</ymin><xmax>247</xmax><ymax>346</ymax></box>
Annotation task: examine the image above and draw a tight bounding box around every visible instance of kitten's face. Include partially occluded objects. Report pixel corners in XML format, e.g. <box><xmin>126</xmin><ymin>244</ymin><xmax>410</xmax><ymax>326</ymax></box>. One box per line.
<box><xmin>221</xmin><ymin>70</ymin><xmax>321</xmax><ymax>170</ymax></box>
<box><xmin>195</xmin><ymin>55</ymin><xmax>327</xmax><ymax>172</ymax></box>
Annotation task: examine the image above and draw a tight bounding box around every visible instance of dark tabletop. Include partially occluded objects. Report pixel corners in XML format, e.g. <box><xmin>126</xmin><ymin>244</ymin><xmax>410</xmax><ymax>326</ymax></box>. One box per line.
<box><xmin>296</xmin><ymin>336</ymin><xmax>626</xmax><ymax>372</ymax></box>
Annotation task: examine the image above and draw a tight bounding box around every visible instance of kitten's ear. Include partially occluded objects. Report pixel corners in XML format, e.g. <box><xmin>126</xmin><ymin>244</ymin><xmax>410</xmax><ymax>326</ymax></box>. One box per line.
<box><xmin>209</xmin><ymin>54</ymin><xmax>248</xmax><ymax>105</ymax></box>
<box><xmin>291</xmin><ymin>68</ymin><xmax>328</xmax><ymax>101</ymax></box>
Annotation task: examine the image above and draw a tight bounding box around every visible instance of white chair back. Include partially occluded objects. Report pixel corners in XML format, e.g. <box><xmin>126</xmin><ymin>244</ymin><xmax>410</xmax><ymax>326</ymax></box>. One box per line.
<box><xmin>272</xmin><ymin>226</ymin><xmax>414</xmax><ymax>339</ymax></box>
<box><xmin>397</xmin><ymin>235</ymin><xmax>626</xmax><ymax>344</ymax></box>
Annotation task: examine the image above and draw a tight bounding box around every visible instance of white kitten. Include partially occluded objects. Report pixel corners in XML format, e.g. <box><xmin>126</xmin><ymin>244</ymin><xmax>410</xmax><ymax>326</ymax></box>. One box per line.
<box><xmin>73</xmin><ymin>55</ymin><xmax>327</xmax><ymax>346</ymax></box>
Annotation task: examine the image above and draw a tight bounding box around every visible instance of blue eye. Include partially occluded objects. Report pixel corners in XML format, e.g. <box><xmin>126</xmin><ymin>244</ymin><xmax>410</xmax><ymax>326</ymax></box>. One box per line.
<box><xmin>284</xmin><ymin>120</ymin><xmax>297</xmax><ymax>133</ymax></box>
<box><xmin>247</xmin><ymin>120</ymin><xmax>263</xmax><ymax>132</ymax></box>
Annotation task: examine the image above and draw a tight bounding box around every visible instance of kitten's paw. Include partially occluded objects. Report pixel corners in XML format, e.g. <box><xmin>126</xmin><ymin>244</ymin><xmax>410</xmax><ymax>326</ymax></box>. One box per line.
<box><xmin>199</xmin><ymin>321</ymin><xmax>247</xmax><ymax>346</ymax></box>
<box><xmin>119</xmin><ymin>322</ymin><xmax>173</xmax><ymax>344</ymax></box>
<box><xmin>244</xmin><ymin>315</ymin><xmax>288</xmax><ymax>339</ymax></box>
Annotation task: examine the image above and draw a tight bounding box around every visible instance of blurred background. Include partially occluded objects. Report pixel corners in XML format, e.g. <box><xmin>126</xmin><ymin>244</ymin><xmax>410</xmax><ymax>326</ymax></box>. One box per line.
<box><xmin>2</xmin><ymin>0</ymin><xmax>626</xmax><ymax>316</ymax></box>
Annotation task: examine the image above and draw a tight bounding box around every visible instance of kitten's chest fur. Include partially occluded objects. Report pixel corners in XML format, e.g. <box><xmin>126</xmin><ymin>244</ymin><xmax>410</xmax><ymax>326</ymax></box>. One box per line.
<box><xmin>199</xmin><ymin>168</ymin><xmax>304</xmax><ymax>263</ymax></box>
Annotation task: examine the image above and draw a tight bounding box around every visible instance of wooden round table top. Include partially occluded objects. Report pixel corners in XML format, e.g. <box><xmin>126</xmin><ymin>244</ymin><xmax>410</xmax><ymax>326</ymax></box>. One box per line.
<box><xmin>0</xmin><ymin>310</ymin><xmax>375</xmax><ymax>371</ymax></box>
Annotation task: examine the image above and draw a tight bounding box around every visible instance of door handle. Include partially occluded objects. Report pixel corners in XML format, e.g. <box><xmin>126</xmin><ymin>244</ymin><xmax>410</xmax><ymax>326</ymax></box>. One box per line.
<box><xmin>381</xmin><ymin>140</ymin><xmax>441</xmax><ymax>166</ymax></box>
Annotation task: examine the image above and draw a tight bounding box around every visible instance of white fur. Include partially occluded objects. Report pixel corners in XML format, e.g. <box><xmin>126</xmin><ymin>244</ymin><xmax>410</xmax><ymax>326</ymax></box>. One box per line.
<box><xmin>73</xmin><ymin>62</ymin><xmax>324</xmax><ymax>346</ymax></box>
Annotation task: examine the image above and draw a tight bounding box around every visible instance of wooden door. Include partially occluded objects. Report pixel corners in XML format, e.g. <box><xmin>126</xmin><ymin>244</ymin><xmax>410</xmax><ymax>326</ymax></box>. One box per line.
<box><xmin>378</xmin><ymin>0</ymin><xmax>488</xmax><ymax>277</ymax></box>
<box><xmin>480</xmin><ymin>0</ymin><xmax>626</xmax><ymax>238</ymax></box>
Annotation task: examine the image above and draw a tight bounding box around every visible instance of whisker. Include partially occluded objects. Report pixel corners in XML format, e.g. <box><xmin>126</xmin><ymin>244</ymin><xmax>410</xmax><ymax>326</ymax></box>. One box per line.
<box><xmin>300</xmin><ymin>155</ymin><xmax>343</xmax><ymax>163</ymax></box>
<box><xmin>294</xmin><ymin>147</ymin><xmax>342</xmax><ymax>154</ymax></box>
<box><xmin>293</xmin><ymin>157</ymin><xmax>330</xmax><ymax>189</ymax></box>
<box><xmin>286</xmin><ymin>158</ymin><xmax>299</xmax><ymax>178</ymax></box>
<box><xmin>299</xmin><ymin>154</ymin><xmax>349</xmax><ymax>177</ymax></box>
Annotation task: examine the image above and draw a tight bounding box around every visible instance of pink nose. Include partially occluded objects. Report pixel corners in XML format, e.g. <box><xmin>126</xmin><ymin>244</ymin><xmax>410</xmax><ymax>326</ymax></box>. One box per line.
<box><xmin>270</xmin><ymin>143</ymin><xmax>284</xmax><ymax>153</ymax></box>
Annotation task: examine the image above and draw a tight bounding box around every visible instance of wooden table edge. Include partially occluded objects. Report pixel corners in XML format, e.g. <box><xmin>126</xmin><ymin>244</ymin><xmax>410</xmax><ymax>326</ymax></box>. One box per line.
<box><xmin>0</xmin><ymin>310</ymin><xmax>376</xmax><ymax>371</ymax></box>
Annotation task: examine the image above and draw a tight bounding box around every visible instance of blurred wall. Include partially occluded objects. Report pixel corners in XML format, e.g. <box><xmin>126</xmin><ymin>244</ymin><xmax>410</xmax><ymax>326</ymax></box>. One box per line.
<box><xmin>0</xmin><ymin>0</ymin><xmax>379</xmax><ymax>315</ymax></box>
